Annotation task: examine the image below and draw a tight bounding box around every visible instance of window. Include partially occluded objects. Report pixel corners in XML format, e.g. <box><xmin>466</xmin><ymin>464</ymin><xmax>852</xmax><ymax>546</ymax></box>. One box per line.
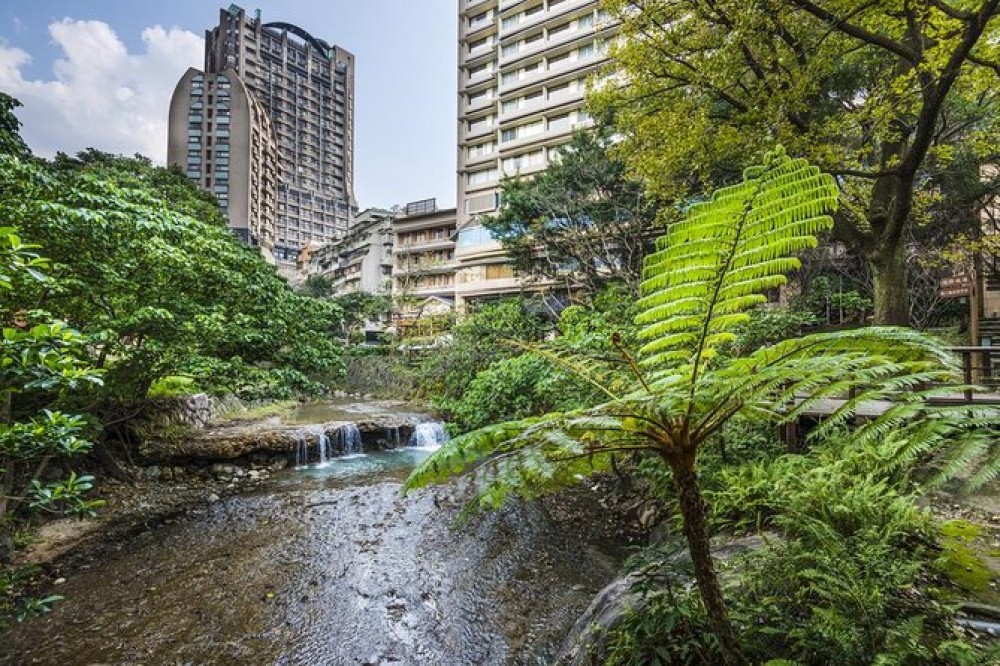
<box><xmin>485</xmin><ymin>264</ymin><xmax>514</xmax><ymax>280</ymax></box>
<box><xmin>578</xmin><ymin>42</ymin><xmax>594</xmax><ymax>58</ymax></box>
<box><xmin>467</xmin><ymin>167</ymin><xmax>498</xmax><ymax>186</ymax></box>
<box><xmin>468</xmin><ymin>141</ymin><xmax>495</xmax><ymax>158</ymax></box>
<box><xmin>548</xmin><ymin>81</ymin><xmax>570</xmax><ymax>98</ymax></box>
<box><xmin>457</xmin><ymin>225</ymin><xmax>496</xmax><ymax>247</ymax></box>
<box><xmin>548</xmin><ymin>52</ymin><xmax>570</xmax><ymax>69</ymax></box>
<box><xmin>501</xmin><ymin>128</ymin><xmax>516</xmax><ymax>142</ymax></box>
<box><xmin>548</xmin><ymin>22</ymin><xmax>571</xmax><ymax>38</ymax></box>
<box><xmin>548</xmin><ymin>112</ymin><xmax>571</xmax><ymax>131</ymax></box>
<box><xmin>578</xmin><ymin>14</ymin><xmax>595</xmax><ymax>29</ymax></box>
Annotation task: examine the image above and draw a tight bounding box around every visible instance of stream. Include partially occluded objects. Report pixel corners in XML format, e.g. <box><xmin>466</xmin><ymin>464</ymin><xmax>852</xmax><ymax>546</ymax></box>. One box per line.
<box><xmin>1</xmin><ymin>403</ymin><xmax>629</xmax><ymax>665</ymax></box>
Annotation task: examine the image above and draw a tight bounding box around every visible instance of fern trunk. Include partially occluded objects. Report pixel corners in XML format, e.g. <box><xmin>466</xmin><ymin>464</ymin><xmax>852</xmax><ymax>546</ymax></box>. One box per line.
<box><xmin>870</xmin><ymin>239</ymin><xmax>910</xmax><ymax>326</ymax></box>
<box><xmin>669</xmin><ymin>453</ymin><xmax>744</xmax><ymax>665</ymax></box>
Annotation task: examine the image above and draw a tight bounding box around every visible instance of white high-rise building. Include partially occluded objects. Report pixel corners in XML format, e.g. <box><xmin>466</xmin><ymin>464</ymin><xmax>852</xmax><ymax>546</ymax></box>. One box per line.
<box><xmin>455</xmin><ymin>0</ymin><xmax>618</xmax><ymax>307</ymax></box>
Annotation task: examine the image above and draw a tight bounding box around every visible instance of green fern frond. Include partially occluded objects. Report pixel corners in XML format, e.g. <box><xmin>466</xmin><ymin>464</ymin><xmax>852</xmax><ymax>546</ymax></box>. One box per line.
<box><xmin>636</xmin><ymin>147</ymin><xmax>839</xmax><ymax>376</ymax></box>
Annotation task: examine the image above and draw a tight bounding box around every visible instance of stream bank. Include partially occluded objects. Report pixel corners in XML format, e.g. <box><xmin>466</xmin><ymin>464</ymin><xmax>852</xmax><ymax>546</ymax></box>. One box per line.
<box><xmin>3</xmin><ymin>399</ymin><xmax>643</xmax><ymax>665</ymax></box>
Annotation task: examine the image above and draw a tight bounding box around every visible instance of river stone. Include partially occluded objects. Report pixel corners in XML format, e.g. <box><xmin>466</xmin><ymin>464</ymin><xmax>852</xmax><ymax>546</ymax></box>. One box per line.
<box><xmin>556</xmin><ymin>534</ymin><xmax>771</xmax><ymax>665</ymax></box>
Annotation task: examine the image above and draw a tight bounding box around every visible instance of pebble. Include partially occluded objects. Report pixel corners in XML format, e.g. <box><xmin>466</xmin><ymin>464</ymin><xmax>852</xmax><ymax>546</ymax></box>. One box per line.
<box><xmin>207</xmin><ymin>493</ymin><xmax>220</xmax><ymax>503</ymax></box>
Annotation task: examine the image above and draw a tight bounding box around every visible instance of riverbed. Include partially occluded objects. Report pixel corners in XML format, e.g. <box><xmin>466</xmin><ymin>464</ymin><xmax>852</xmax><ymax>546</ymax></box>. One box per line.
<box><xmin>2</xmin><ymin>446</ymin><xmax>630</xmax><ymax>665</ymax></box>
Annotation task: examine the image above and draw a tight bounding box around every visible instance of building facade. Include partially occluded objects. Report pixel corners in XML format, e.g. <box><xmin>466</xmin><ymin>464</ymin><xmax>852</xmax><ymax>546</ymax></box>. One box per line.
<box><xmin>392</xmin><ymin>199</ymin><xmax>458</xmax><ymax>330</ymax></box>
<box><xmin>167</xmin><ymin>67</ymin><xmax>278</xmax><ymax>250</ymax></box>
<box><xmin>204</xmin><ymin>4</ymin><xmax>356</xmax><ymax>261</ymax></box>
<box><xmin>455</xmin><ymin>0</ymin><xmax>617</xmax><ymax>306</ymax></box>
<box><xmin>306</xmin><ymin>207</ymin><xmax>395</xmax><ymax>296</ymax></box>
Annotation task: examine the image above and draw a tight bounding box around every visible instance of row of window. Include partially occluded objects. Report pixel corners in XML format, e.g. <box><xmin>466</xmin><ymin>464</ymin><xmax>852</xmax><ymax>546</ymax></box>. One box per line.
<box><xmin>500</xmin><ymin>14</ymin><xmax>594</xmax><ymax>58</ymax></box>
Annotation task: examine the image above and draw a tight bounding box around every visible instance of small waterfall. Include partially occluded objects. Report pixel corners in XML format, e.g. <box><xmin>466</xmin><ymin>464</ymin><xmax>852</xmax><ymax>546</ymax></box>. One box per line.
<box><xmin>409</xmin><ymin>422</ymin><xmax>449</xmax><ymax>450</ymax></box>
<box><xmin>296</xmin><ymin>426</ymin><xmax>332</xmax><ymax>467</ymax></box>
<box><xmin>334</xmin><ymin>424</ymin><xmax>363</xmax><ymax>454</ymax></box>
<box><xmin>384</xmin><ymin>426</ymin><xmax>402</xmax><ymax>449</ymax></box>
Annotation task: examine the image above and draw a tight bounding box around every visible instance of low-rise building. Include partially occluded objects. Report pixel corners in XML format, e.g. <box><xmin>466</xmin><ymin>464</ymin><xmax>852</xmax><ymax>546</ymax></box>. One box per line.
<box><xmin>392</xmin><ymin>199</ymin><xmax>457</xmax><ymax>335</ymax></box>
<box><xmin>306</xmin><ymin>207</ymin><xmax>394</xmax><ymax>296</ymax></box>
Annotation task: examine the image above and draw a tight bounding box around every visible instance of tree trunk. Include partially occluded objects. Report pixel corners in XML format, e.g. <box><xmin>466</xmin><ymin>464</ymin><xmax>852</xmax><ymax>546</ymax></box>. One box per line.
<box><xmin>670</xmin><ymin>455</ymin><xmax>744</xmax><ymax>665</ymax></box>
<box><xmin>869</xmin><ymin>240</ymin><xmax>910</xmax><ymax>326</ymax></box>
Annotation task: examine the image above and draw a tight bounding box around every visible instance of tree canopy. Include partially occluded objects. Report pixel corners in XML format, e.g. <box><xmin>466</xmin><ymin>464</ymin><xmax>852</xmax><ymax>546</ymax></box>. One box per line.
<box><xmin>485</xmin><ymin>128</ymin><xmax>661</xmax><ymax>298</ymax></box>
<box><xmin>0</xmin><ymin>94</ymin><xmax>344</xmax><ymax>410</ymax></box>
<box><xmin>594</xmin><ymin>0</ymin><xmax>1000</xmax><ymax>324</ymax></box>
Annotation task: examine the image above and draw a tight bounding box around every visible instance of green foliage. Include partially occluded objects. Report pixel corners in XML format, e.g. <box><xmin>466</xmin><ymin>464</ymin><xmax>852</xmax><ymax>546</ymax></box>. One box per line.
<box><xmin>1</xmin><ymin>564</ymin><xmax>61</xmax><ymax>628</ymax></box>
<box><xmin>406</xmin><ymin>150</ymin><xmax>1000</xmax><ymax>662</ymax></box>
<box><xmin>299</xmin><ymin>274</ymin><xmax>333</xmax><ymax>298</ymax></box>
<box><xmin>596</xmin><ymin>0</ymin><xmax>1000</xmax><ymax>324</ymax></box>
<box><xmin>0</xmin><ymin>140</ymin><xmax>344</xmax><ymax>405</ymax></box>
<box><xmin>611</xmin><ymin>448</ymin><xmax>991</xmax><ymax>665</ymax></box>
<box><xmin>797</xmin><ymin>275</ymin><xmax>873</xmax><ymax>326</ymax></box>
<box><xmin>0</xmin><ymin>227</ymin><xmax>104</xmax><ymax>625</ymax></box>
<box><xmin>0</xmin><ymin>93</ymin><xmax>29</xmax><ymax>159</ymax></box>
<box><xmin>487</xmin><ymin>127</ymin><xmax>661</xmax><ymax>296</ymax></box>
<box><xmin>412</xmin><ymin>298</ymin><xmax>548</xmax><ymax>411</ymax></box>
<box><xmin>731</xmin><ymin>307</ymin><xmax>818</xmax><ymax>356</ymax></box>
<box><xmin>331</xmin><ymin>292</ymin><xmax>392</xmax><ymax>341</ymax></box>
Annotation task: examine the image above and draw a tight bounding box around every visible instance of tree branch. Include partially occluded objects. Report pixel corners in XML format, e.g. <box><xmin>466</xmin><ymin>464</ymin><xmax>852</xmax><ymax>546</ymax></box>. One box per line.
<box><xmin>785</xmin><ymin>0</ymin><xmax>919</xmax><ymax>63</ymax></box>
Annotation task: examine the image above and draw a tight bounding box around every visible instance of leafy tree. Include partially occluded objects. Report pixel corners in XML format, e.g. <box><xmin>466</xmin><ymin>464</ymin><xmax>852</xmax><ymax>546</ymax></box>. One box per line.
<box><xmin>595</xmin><ymin>0</ymin><xmax>1000</xmax><ymax>325</ymax></box>
<box><xmin>50</xmin><ymin>149</ymin><xmax>229</xmax><ymax>229</ymax></box>
<box><xmin>406</xmin><ymin>150</ymin><xmax>995</xmax><ymax>663</ymax></box>
<box><xmin>300</xmin><ymin>274</ymin><xmax>334</xmax><ymax>298</ymax></box>
<box><xmin>331</xmin><ymin>292</ymin><xmax>392</xmax><ymax>341</ymax></box>
<box><xmin>485</xmin><ymin>128</ymin><xmax>661</xmax><ymax>298</ymax></box>
<box><xmin>0</xmin><ymin>99</ymin><xmax>344</xmax><ymax>413</ymax></box>
<box><xmin>0</xmin><ymin>228</ymin><xmax>103</xmax><ymax>625</ymax></box>
<box><xmin>413</xmin><ymin>299</ymin><xmax>549</xmax><ymax>415</ymax></box>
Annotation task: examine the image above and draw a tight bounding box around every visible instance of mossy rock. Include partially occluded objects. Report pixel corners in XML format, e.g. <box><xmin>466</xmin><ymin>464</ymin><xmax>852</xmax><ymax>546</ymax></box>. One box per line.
<box><xmin>938</xmin><ymin>519</ymin><xmax>994</xmax><ymax>598</ymax></box>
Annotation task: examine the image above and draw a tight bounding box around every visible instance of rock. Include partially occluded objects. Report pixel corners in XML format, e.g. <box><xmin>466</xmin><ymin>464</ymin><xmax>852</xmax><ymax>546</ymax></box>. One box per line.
<box><xmin>144</xmin><ymin>466</ymin><xmax>161</xmax><ymax>480</ymax></box>
<box><xmin>207</xmin><ymin>493</ymin><xmax>220</xmax><ymax>503</ymax></box>
<box><xmin>53</xmin><ymin>577</ymin><xmax>67</xmax><ymax>585</ymax></box>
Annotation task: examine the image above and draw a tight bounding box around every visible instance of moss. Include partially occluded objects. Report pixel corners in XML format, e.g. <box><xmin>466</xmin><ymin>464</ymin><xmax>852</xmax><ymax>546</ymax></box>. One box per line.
<box><xmin>215</xmin><ymin>400</ymin><xmax>298</xmax><ymax>424</ymax></box>
<box><xmin>938</xmin><ymin>519</ymin><xmax>993</xmax><ymax>595</ymax></box>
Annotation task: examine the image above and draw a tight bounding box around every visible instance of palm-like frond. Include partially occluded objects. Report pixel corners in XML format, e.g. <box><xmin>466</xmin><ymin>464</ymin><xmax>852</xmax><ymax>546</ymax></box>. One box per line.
<box><xmin>635</xmin><ymin>148</ymin><xmax>838</xmax><ymax>378</ymax></box>
<box><xmin>405</xmin><ymin>147</ymin><xmax>999</xmax><ymax>508</ymax></box>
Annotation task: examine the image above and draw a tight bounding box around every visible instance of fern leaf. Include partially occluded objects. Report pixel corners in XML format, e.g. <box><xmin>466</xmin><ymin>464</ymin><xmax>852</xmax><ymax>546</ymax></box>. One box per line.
<box><xmin>635</xmin><ymin>147</ymin><xmax>839</xmax><ymax>378</ymax></box>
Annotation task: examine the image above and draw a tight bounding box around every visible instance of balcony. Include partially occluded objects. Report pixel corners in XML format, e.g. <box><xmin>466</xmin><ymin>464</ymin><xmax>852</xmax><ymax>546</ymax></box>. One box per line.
<box><xmin>395</xmin><ymin>237</ymin><xmax>456</xmax><ymax>253</ymax></box>
<box><xmin>393</xmin><ymin>260</ymin><xmax>458</xmax><ymax>276</ymax></box>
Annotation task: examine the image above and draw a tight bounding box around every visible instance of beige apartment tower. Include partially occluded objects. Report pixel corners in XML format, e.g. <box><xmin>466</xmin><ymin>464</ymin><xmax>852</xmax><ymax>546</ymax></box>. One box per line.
<box><xmin>167</xmin><ymin>67</ymin><xmax>278</xmax><ymax>250</ymax></box>
<box><xmin>205</xmin><ymin>4</ymin><xmax>356</xmax><ymax>261</ymax></box>
<box><xmin>456</xmin><ymin>0</ymin><xmax>617</xmax><ymax>306</ymax></box>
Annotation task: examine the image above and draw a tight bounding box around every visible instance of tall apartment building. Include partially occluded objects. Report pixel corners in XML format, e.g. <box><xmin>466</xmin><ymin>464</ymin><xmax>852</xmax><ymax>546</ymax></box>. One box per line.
<box><xmin>167</xmin><ymin>68</ymin><xmax>278</xmax><ymax>250</ymax></box>
<box><xmin>204</xmin><ymin>4</ymin><xmax>356</xmax><ymax>261</ymax></box>
<box><xmin>456</xmin><ymin>0</ymin><xmax>617</xmax><ymax>307</ymax></box>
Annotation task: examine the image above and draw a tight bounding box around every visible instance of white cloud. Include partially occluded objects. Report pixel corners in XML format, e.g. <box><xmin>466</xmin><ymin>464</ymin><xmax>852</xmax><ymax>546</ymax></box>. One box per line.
<box><xmin>0</xmin><ymin>19</ymin><xmax>202</xmax><ymax>162</ymax></box>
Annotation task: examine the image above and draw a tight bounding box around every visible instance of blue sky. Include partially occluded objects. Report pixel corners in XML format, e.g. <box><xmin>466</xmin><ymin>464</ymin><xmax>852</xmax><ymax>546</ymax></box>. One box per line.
<box><xmin>0</xmin><ymin>1</ymin><xmax>458</xmax><ymax>208</ymax></box>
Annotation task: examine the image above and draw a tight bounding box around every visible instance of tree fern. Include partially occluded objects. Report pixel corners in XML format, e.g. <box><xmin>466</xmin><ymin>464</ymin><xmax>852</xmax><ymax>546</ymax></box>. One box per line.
<box><xmin>404</xmin><ymin>148</ymin><xmax>999</xmax><ymax>664</ymax></box>
<box><xmin>636</xmin><ymin>147</ymin><xmax>839</xmax><ymax>377</ymax></box>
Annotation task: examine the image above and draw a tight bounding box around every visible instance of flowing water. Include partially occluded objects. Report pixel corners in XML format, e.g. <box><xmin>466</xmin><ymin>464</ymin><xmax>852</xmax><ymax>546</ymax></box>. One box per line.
<box><xmin>1</xmin><ymin>406</ymin><xmax>627</xmax><ymax>665</ymax></box>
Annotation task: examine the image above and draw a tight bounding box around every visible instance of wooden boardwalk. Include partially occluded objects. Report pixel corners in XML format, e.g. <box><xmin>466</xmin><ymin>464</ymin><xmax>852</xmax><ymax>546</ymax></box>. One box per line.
<box><xmin>782</xmin><ymin>346</ymin><xmax>1000</xmax><ymax>444</ymax></box>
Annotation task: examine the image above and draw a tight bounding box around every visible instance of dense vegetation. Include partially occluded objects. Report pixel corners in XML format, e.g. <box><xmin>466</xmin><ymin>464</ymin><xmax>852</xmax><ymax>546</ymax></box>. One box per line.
<box><xmin>0</xmin><ymin>93</ymin><xmax>344</xmax><ymax>622</ymax></box>
<box><xmin>407</xmin><ymin>151</ymin><xmax>1000</xmax><ymax>664</ymax></box>
<box><xmin>594</xmin><ymin>0</ymin><xmax>1000</xmax><ymax>326</ymax></box>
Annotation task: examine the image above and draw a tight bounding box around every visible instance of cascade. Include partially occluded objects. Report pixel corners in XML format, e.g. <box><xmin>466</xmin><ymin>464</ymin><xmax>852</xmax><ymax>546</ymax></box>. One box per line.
<box><xmin>384</xmin><ymin>425</ymin><xmax>402</xmax><ymax>448</ymax></box>
<box><xmin>295</xmin><ymin>426</ymin><xmax>332</xmax><ymax>466</ymax></box>
<box><xmin>409</xmin><ymin>422</ymin><xmax>449</xmax><ymax>449</ymax></box>
<box><xmin>334</xmin><ymin>424</ymin><xmax>363</xmax><ymax>454</ymax></box>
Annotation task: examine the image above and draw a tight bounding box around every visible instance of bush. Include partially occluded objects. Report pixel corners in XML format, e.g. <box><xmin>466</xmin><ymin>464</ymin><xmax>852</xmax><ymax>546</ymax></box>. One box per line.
<box><xmin>608</xmin><ymin>444</ymin><xmax>989</xmax><ymax>665</ymax></box>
